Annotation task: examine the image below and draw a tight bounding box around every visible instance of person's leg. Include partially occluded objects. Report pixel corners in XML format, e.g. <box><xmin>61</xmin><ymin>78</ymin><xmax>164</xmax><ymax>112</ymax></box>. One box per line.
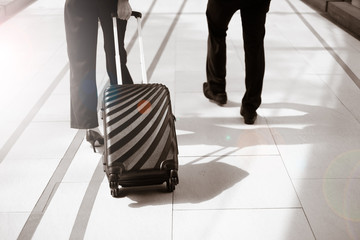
<box><xmin>205</xmin><ymin>0</ymin><xmax>237</xmax><ymax>95</ymax></box>
<box><xmin>116</xmin><ymin>18</ymin><xmax>133</xmax><ymax>84</ymax></box>
<box><xmin>99</xmin><ymin>3</ymin><xmax>118</xmax><ymax>85</ymax></box>
<box><xmin>64</xmin><ymin>0</ymin><xmax>99</xmax><ymax>129</ymax></box>
<box><xmin>240</xmin><ymin>1</ymin><xmax>270</xmax><ymax>115</ymax></box>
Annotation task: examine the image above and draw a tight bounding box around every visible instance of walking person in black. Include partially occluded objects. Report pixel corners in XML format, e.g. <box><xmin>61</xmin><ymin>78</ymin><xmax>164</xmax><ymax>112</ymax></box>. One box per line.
<box><xmin>64</xmin><ymin>0</ymin><xmax>132</xmax><ymax>151</ymax></box>
<box><xmin>203</xmin><ymin>0</ymin><xmax>271</xmax><ymax>124</ymax></box>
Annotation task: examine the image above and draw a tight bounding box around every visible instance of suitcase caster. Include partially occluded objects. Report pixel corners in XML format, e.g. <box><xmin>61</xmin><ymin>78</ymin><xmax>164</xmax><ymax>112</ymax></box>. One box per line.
<box><xmin>111</xmin><ymin>188</ymin><xmax>121</xmax><ymax>198</ymax></box>
<box><xmin>166</xmin><ymin>170</ymin><xmax>178</xmax><ymax>192</ymax></box>
<box><xmin>109</xmin><ymin>174</ymin><xmax>120</xmax><ymax>197</ymax></box>
<box><xmin>110</xmin><ymin>180</ymin><xmax>118</xmax><ymax>189</ymax></box>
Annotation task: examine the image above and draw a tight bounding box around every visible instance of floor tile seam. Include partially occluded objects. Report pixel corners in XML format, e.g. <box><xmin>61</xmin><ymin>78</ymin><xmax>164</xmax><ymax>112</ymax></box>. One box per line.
<box><xmin>179</xmin><ymin>154</ymin><xmax>280</xmax><ymax>158</ymax></box>
<box><xmin>298</xmin><ymin>69</ymin><xmax>360</xmax><ymax>124</ymax></box>
<box><xmin>0</xmin><ymin>62</ymin><xmax>69</xmax><ymax>165</ymax></box>
<box><xmin>68</xmin><ymin>3</ymin><xmax>163</xmax><ymax>239</ymax></box>
<box><xmin>146</xmin><ymin>0</ymin><xmax>188</xmax><ymax>81</ymax></box>
<box><xmin>4</xmin><ymin>157</ymin><xmax>63</xmax><ymax>161</ymax></box>
<box><xmin>22</xmin><ymin>42</ymin><xmax>69</xmax><ymax>91</ymax></box>
<box><xmin>27</xmin><ymin>120</ymin><xmax>70</xmax><ymax>123</ymax></box>
<box><xmin>144</xmin><ymin>12</ymin><xmax>198</xmax><ymax>15</ymax></box>
<box><xmin>228</xmin><ymin>39</ymin><xmax>244</xmax><ymax>62</ymax></box>
<box><xmin>0</xmin><ymin>0</ymin><xmax>35</xmax><ymax>22</ymax></box>
<box><xmin>268</xmin><ymin>11</ymin><xmax>318</xmax><ymax>15</ymax></box>
<box><xmin>16</xmin><ymin>130</ymin><xmax>84</xmax><ymax>240</ymax></box>
<box><xmin>285</xmin><ymin>0</ymin><xmax>360</xmax><ymax>89</ymax></box>
<box><xmin>320</xmin><ymin>80</ymin><xmax>360</xmax><ymax>124</ymax></box>
<box><xmin>52</xmin><ymin>180</ymin><xmax>98</xmax><ymax>184</ymax></box>
<box><xmin>148</xmin><ymin>11</ymin><xmax>321</xmax><ymax>16</ymax></box>
<box><xmin>172</xmin><ymin>207</ymin><xmax>304</xmax><ymax>212</ymax></box>
<box><xmin>171</xmin><ymin>190</ymin><xmax>175</xmax><ymax>240</ymax></box>
<box><xmin>291</xmin><ymin>177</ymin><xmax>360</xmax><ymax>180</ymax></box>
<box><xmin>0</xmin><ymin>211</ymin><xmax>31</xmax><ymax>214</ymax></box>
<box><xmin>264</xmin><ymin>116</ymin><xmax>311</xmax><ymax>233</ymax></box>
<box><xmin>268</xmin><ymin>103</ymin><xmax>317</xmax><ymax>240</ymax></box>
<box><xmin>69</xmin><ymin>160</ymin><xmax>104</xmax><ymax>240</ymax></box>
<box><xmin>292</xmin><ymin>46</ymin><xmax>353</xmax><ymax>52</ymax></box>
<box><xmin>269</xmin><ymin>132</ymin><xmax>360</xmax><ymax>137</ymax></box>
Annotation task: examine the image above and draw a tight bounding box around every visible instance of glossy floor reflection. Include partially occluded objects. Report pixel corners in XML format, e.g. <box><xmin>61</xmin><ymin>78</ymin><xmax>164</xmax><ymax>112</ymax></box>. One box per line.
<box><xmin>0</xmin><ymin>0</ymin><xmax>360</xmax><ymax>239</ymax></box>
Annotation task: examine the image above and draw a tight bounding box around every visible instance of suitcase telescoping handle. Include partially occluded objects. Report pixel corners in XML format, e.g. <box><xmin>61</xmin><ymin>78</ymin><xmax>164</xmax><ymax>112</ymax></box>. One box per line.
<box><xmin>114</xmin><ymin>11</ymin><xmax>147</xmax><ymax>84</ymax></box>
<box><xmin>131</xmin><ymin>11</ymin><xmax>148</xmax><ymax>84</ymax></box>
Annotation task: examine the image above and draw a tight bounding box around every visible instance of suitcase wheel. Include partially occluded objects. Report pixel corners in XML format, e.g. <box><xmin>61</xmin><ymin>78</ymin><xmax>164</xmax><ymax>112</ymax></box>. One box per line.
<box><xmin>166</xmin><ymin>170</ymin><xmax>179</xmax><ymax>192</ymax></box>
<box><xmin>111</xmin><ymin>188</ymin><xmax>121</xmax><ymax>198</ymax></box>
<box><xmin>109</xmin><ymin>174</ymin><xmax>120</xmax><ymax>197</ymax></box>
<box><xmin>110</xmin><ymin>180</ymin><xmax>118</xmax><ymax>189</ymax></box>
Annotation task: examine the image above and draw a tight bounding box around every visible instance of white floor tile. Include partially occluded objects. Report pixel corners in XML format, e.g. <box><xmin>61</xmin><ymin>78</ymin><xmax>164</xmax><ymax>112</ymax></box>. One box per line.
<box><xmin>176</xmin><ymin>116</ymin><xmax>278</xmax><ymax>156</ymax></box>
<box><xmin>84</xmin><ymin>182</ymin><xmax>173</xmax><ymax>240</ymax></box>
<box><xmin>293</xmin><ymin>179</ymin><xmax>360</xmax><ymax>240</ymax></box>
<box><xmin>0</xmin><ymin>122</ymin><xmax>18</xmax><ymax>150</ymax></box>
<box><xmin>33</xmin><ymin>94</ymin><xmax>70</xmax><ymax>122</ymax></box>
<box><xmin>173</xmin><ymin>209</ymin><xmax>315</xmax><ymax>240</ymax></box>
<box><xmin>0</xmin><ymin>213</ymin><xmax>29</xmax><ymax>240</ymax></box>
<box><xmin>318</xmin><ymin>74</ymin><xmax>360</xmax><ymax>121</ymax></box>
<box><xmin>1</xmin><ymin>0</ymin><xmax>360</xmax><ymax>239</ymax></box>
<box><xmin>0</xmin><ymin>158</ymin><xmax>59</xmax><ymax>212</ymax></box>
<box><xmin>175</xmin><ymin>92</ymin><xmax>278</xmax><ymax>156</ymax></box>
<box><xmin>276</xmin><ymin>134</ymin><xmax>360</xmax><ymax>179</ymax></box>
<box><xmin>62</xmin><ymin>142</ymin><xmax>103</xmax><ymax>183</ymax></box>
<box><xmin>32</xmin><ymin>183</ymin><xmax>88</xmax><ymax>240</ymax></box>
<box><xmin>175</xmin><ymin>155</ymin><xmax>300</xmax><ymax>210</ymax></box>
<box><xmin>5</xmin><ymin>122</ymin><xmax>77</xmax><ymax>160</ymax></box>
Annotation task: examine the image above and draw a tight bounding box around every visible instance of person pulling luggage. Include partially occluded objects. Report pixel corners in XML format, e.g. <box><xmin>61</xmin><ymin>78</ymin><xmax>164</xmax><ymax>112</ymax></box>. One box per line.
<box><xmin>64</xmin><ymin>0</ymin><xmax>132</xmax><ymax>152</ymax></box>
<box><xmin>98</xmin><ymin>0</ymin><xmax>134</xmax><ymax>86</ymax></box>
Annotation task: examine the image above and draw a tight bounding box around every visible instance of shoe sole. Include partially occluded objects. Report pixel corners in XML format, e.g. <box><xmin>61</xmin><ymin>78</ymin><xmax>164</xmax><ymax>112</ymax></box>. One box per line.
<box><xmin>240</xmin><ymin>109</ymin><xmax>257</xmax><ymax>125</ymax></box>
<box><xmin>203</xmin><ymin>83</ymin><xmax>227</xmax><ymax>105</ymax></box>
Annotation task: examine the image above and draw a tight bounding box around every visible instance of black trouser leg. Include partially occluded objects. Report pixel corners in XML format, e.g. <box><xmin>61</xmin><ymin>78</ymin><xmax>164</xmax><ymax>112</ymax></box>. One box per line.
<box><xmin>65</xmin><ymin>0</ymin><xmax>99</xmax><ymax>129</ymax></box>
<box><xmin>240</xmin><ymin>2</ymin><xmax>270</xmax><ymax>113</ymax></box>
<box><xmin>99</xmin><ymin>4</ymin><xmax>133</xmax><ymax>85</ymax></box>
<box><xmin>99</xmin><ymin>10</ymin><xmax>118</xmax><ymax>85</ymax></box>
<box><xmin>116</xmin><ymin>19</ymin><xmax>133</xmax><ymax>84</ymax></box>
<box><xmin>205</xmin><ymin>0</ymin><xmax>237</xmax><ymax>95</ymax></box>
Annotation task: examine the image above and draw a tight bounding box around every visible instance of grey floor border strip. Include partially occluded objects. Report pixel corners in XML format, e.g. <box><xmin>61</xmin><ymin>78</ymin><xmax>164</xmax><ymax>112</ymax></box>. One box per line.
<box><xmin>146</xmin><ymin>0</ymin><xmax>188</xmax><ymax>81</ymax></box>
<box><xmin>126</xmin><ymin>0</ymin><xmax>157</xmax><ymax>56</ymax></box>
<box><xmin>16</xmin><ymin>3</ymin><xmax>160</xmax><ymax>238</ymax></box>
<box><xmin>96</xmin><ymin>0</ymin><xmax>158</xmax><ymax>105</ymax></box>
<box><xmin>285</xmin><ymin>1</ymin><xmax>357</xmax><ymax>239</ymax></box>
<box><xmin>17</xmin><ymin>129</ymin><xmax>85</xmax><ymax>240</ymax></box>
<box><xmin>69</xmin><ymin>159</ymin><xmax>104</xmax><ymax>240</ymax></box>
<box><xmin>69</xmin><ymin>1</ymin><xmax>188</xmax><ymax>238</ymax></box>
<box><xmin>286</xmin><ymin>0</ymin><xmax>360</xmax><ymax>89</ymax></box>
<box><xmin>0</xmin><ymin>62</ymin><xmax>69</xmax><ymax>165</ymax></box>
<box><xmin>15</xmin><ymin>1</ymin><xmax>160</xmax><ymax>238</ymax></box>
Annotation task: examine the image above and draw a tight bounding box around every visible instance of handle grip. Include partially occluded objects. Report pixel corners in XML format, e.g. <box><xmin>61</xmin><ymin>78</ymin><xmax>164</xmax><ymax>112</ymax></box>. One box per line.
<box><xmin>112</xmin><ymin>11</ymin><xmax>147</xmax><ymax>84</ymax></box>
<box><xmin>131</xmin><ymin>11</ymin><xmax>142</xmax><ymax>19</ymax></box>
<box><xmin>113</xmin><ymin>11</ymin><xmax>142</xmax><ymax>19</ymax></box>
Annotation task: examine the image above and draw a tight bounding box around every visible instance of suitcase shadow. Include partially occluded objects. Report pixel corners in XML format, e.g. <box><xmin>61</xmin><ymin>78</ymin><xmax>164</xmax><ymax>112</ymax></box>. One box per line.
<box><xmin>173</xmin><ymin>160</ymin><xmax>249</xmax><ymax>204</ymax></box>
<box><xmin>121</xmin><ymin>156</ymin><xmax>249</xmax><ymax>208</ymax></box>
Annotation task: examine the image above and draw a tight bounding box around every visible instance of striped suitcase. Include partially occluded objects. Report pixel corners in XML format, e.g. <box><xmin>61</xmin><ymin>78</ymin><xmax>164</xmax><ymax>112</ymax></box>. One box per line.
<box><xmin>102</xmin><ymin>12</ymin><xmax>179</xmax><ymax>197</ymax></box>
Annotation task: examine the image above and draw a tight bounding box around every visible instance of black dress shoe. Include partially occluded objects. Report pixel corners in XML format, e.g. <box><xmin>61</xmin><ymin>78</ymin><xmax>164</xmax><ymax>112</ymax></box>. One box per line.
<box><xmin>240</xmin><ymin>107</ymin><xmax>257</xmax><ymax>125</ymax></box>
<box><xmin>203</xmin><ymin>82</ymin><xmax>227</xmax><ymax>106</ymax></box>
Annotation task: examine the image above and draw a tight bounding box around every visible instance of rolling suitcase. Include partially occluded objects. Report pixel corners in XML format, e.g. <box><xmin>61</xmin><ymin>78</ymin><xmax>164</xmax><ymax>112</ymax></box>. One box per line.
<box><xmin>102</xmin><ymin>11</ymin><xmax>179</xmax><ymax>197</ymax></box>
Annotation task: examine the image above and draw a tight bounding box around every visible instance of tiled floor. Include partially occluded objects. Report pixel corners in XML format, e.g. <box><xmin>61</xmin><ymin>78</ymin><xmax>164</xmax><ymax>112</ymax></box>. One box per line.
<box><xmin>0</xmin><ymin>0</ymin><xmax>360</xmax><ymax>239</ymax></box>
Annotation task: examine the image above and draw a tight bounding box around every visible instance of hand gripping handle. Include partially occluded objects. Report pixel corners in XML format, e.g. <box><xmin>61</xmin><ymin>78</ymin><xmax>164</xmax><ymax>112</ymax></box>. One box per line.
<box><xmin>113</xmin><ymin>11</ymin><xmax>147</xmax><ymax>84</ymax></box>
<box><xmin>131</xmin><ymin>11</ymin><xmax>142</xmax><ymax>19</ymax></box>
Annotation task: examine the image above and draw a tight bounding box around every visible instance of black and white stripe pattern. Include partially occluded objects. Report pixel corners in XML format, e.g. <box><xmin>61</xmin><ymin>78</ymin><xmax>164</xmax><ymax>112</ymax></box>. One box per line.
<box><xmin>103</xmin><ymin>84</ymin><xmax>177</xmax><ymax>171</ymax></box>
